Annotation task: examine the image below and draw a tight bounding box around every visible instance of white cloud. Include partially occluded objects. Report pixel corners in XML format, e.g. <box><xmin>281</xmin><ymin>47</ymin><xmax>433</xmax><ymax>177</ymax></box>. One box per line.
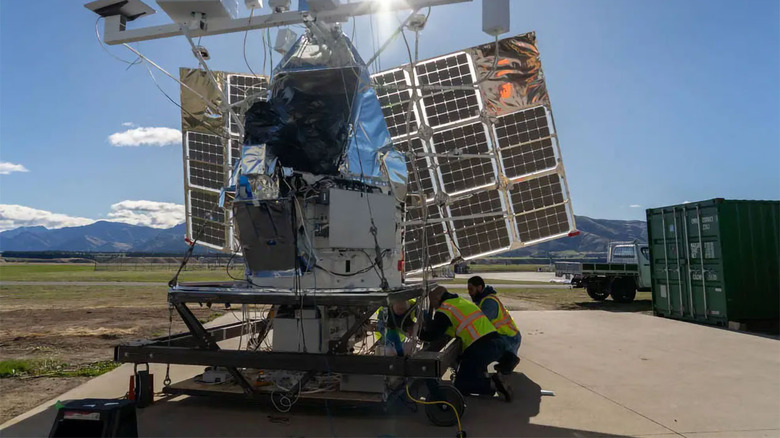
<box><xmin>106</xmin><ymin>200</ymin><xmax>185</xmax><ymax>229</ymax></box>
<box><xmin>121</xmin><ymin>122</ymin><xmax>136</xmax><ymax>127</ymax></box>
<box><xmin>108</xmin><ymin>127</ymin><xmax>181</xmax><ymax>147</ymax></box>
<box><xmin>0</xmin><ymin>205</ymin><xmax>94</xmax><ymax>232</ymax></box>
<box><xmin>0</xmin><ymin>162</ymin><xmax>29</xmax><ymax>175</ymax></box>
<box><xmin>629</xmin><ymin>204</ymin><xmax>642</xmax><ymax>208</ymax></box>
<box><xmin>0</xmin><ymin>201</ymin><xmax>186</xmax><ymax>232</ymax></box>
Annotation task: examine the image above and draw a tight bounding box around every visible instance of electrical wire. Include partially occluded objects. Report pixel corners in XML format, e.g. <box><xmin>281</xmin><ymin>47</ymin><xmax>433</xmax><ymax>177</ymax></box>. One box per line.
<box><xmin>243</xmin><ymin>8</ymin><xmax>261</xmax><ymax>78</ymax></box>
<box><xmin>405</xmin><ymin>384</ymin><xmax>464</xmax><ymax>436</ymax></box>
<box><xmin>94</xmin><ymin>17</ymin><xmax>142</xmax><ymax>67</ymax></box>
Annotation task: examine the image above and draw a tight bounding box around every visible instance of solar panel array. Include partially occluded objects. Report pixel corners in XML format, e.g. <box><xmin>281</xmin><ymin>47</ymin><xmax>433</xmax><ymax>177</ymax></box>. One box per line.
<box><xmin>182</xmin><ymin>72</ymin><xmax>269</xmax><ymax>251</ymax></box>
<box><xmin>372</xmin><ymin>35</ymin><xmax>576</xmax><ymax>274</ymax></box>
<box><xmin>178</xmin><ymin>34</ymin><xmax>575</xmax><ymax>267</ymax></box>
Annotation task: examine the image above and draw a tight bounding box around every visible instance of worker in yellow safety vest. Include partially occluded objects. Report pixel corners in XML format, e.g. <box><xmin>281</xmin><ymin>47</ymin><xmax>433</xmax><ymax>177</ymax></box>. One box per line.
<box><xmin>421</xmin><ymin>286</ymin><xmax>511</xmax><ymax>402</ymax></box>
<box><xmin>376</xmin><ymin>299</ymin><xmax>416</xmax><ymax>356</ymax></box>
<box><xmin>467</xmin><ymin>276</ymin><xmax>522</xmax><ymax>375</ymax></box>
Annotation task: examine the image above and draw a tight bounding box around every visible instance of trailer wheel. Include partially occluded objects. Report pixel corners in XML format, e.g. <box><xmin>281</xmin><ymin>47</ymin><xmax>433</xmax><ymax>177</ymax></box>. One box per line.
<box><xmin>610</xmin><ymin>277</ymin><xmax>637</xmax><ymax>303</ymax></box>
<box><xmin>586</xmin><ymin>280</ymin><xmax>609</xmax><ymax>301</ymax></box>
<box><xmin>424</xmin><ymin>383</ymin><xmax>466</xmax><ymax>427</ymax></box>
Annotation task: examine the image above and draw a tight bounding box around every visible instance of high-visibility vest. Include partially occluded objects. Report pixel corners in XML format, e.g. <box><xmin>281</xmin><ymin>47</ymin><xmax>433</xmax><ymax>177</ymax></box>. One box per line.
<box><xmin>376</xmin><ymin>299</ymin><xmax>417</xmax><ymax>341</ymax></box>
<box><xmin>479</xmin><ymin>295</ymin><xmax>519</xmax><ymax>337</ymax></box>
<box><xmin>437</xmin><ymin>297</ymin><xmax>496</xmax><ymax>351</ymax></box>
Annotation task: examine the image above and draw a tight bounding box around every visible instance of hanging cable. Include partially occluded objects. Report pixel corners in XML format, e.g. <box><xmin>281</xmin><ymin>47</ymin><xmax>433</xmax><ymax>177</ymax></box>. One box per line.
<box><xmin>243</xmin><ymin>8</ymin><xmax>262</xmax><ymax>78</ymax></box>
<box><xmin>95</xmin><ymin>17</ymin><xmax>142</xmax><ymax>67</ymax></box>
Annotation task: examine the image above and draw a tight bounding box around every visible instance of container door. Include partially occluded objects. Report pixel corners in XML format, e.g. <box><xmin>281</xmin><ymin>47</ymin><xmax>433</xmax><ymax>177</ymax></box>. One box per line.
<box><xmin>688</xmin><ymin>205</ymin><xmax>727</xmax><ymax>323</ymax></box>
<box><xmin>648</xmin><ymin>208</ymin><xmax>688</xmax><ymax>317</ymax></box>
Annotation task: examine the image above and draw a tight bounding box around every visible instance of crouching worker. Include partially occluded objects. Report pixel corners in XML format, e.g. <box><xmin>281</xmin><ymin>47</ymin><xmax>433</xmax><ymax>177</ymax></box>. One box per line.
<box><xmin>467</xmin><ymin>276</ymin><xmax>522</xmax><ymax>375</ymax></box>
<box><xmin>376</xmin><ymin>299</ymin><xmax>416</xmax><ymax>356</ymax></box>
<box><xmin>421</xmin><ymin>286</ymin><xmax>511</xmax><ymax>402</ymax></box>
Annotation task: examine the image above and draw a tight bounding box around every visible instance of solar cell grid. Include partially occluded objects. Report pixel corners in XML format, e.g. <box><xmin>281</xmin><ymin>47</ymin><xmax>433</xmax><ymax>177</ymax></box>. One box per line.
<box><xmin>228</xmin><ymin>74</ymin><xmax>268</xmax><ymax>105</ymax></box>
<box><xmin>422</xmin><ymin>90</ymin><xmax>480</xmax><ymax>128</ymax></box>
<box><xmin>372</xmin><ymin>69</ymin><xmax>417</xmax><ymax>138</ymax></box>
<box><xmin>432</xmin><ymin>123</ymin><xmax>494</xmax><ymax>193</ymax></box>
<box><xmin>404</xmin><ymin>204</ymin><xmax>450</xmax><ymax>272</ymax></box>
<box><xmin>187</xmin><ymin>132</ymin><xmax>224</xmax><ymax>165</ymax></box>
<box><xmin>228</xmin><ymin>74</ymin><xmax>269</xmax><ymax>136</ymax></box>
<box><xmin>230</xmin><ymin>139</ymin><xmax>242</xmax><ymax>167</ymax></box>
<box><xmin>500</xmin><ymin>138</ymin><xmax>556</xmax><ymax>179</ymax></box>
<box><xmin>447</xmin><ymin>190</ymin><xmax>510</xmax><ymax>258</ymax></box>
<box><xmin>190</xmin><ymin>190</ymin><xmax>225</xmax><ymax>223</ymax></box>
<box><xmin>189</xmin><ymin>161</ymin><xmax>224</xmax><ymax>191</ymax></box>
<box><xmin>191</xmin><ymin>217</ymin><xmax>227</xmax><ymax>248</ymax></box>
<box><xmin>509</xmin><ymin>174</ymin><xmax>565</xmax><ymax>215</ymax></box>
<box><xmin>453</xmin><ymin>217</ymin><xmax>511</xmax><ymax>258</ymax></box>
<box><xmin>415</xmin><ymin>53</ymin><xmax>473</xmax><ymax>87</ymax></box>
<box><xmin>495</xmin><ymin>106</ymin><xmax>550</xmax><ymax>146</ymax></box>
<box><xmin>404</xmin><ymin>138</ymin><xmax>436</xmax><ymax>199</ymax></box>
<box><xmin>515</xmin><ymin>204</ymin><xmax>569</xmax><ymax>242</ymax></box>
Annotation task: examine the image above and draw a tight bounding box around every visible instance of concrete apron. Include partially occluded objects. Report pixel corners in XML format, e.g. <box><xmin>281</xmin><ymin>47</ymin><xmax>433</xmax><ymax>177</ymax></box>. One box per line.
<box><xmin>2</xmin><ymin>310</ymin><xmax>779</xmax><ymax>437</ymax></box>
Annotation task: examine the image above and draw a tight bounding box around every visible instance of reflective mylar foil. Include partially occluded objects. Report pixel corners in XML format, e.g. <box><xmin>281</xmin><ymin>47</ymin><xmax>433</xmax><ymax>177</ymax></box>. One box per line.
<box><xmin>467</xmin><ymin>32</ymin><xmax>550</xmax><ymax>117</ymax></box>
<box><xmin>179</xmin><ymin>67</ymin><xmax>226</xmax><ymax>134</ymax></box>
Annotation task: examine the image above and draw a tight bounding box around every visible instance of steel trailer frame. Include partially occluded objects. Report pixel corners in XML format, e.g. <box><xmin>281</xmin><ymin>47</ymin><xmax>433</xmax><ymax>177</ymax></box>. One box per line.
<box><xmin>114</xmin><ymin>281</ymin><xmax>462</xmax><ymax>414</ymax></box>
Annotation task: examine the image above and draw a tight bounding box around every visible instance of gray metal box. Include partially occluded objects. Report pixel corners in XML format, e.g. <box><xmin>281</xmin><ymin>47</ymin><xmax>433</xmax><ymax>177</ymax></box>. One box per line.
<box><xmin>272</xmin><ymin>314</ymin><xmax>323</xmax><ymax>353</ymax></box>
<box><xmin>340</xmin><ymin>374</ymin><xmax>386</xmax><ymax>393</ymax></box>
<box><xmin>328</xmin><ymin>189</ymin><xmax>396</xmax><ymax>249</ymax></box>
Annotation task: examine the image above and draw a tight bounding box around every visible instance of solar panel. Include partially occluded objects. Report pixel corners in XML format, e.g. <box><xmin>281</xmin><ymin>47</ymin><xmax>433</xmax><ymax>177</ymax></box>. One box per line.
<box><xmin>415</xmin><ymin>53</ymin><xmax>481</xmax><ymax>129</ymax></box>
<box><xmin>403</xmin><ymin>137</ymin><xmax>437</xmax><ymax>201</ymax></box>
<box><xmin>509</xmin><ymin>174</ymin><xmax>565</xmax><ymax>216</ymax></box>
<box><xmin>386</xmin><ymin>32</ymin><xmax>577</xmax><ymax>273</ymax></box>
<box><xmin>403</xmin><ymin>203</ymin><xmax>451</xmax><ymax>273</ymax></box>
<box><xmin>372</xmin><ymin>69</ymin><xmax>418</xmax><ymax>139</ymax></box>
<box><xmin>185</xmin><ymin>132</ymin><xmax>225</xmax><ymax>191</ymax></box>
<box><xmin>188</xmin><ymin>190</ymin><xmax>227</xmax><ymax>249</ymax></box>
<box><xmin>431</xmin><ymin>122</ymin><xmax>496</xmax><ymax>194</ymax></box>
<box><xmin>227</xmin><ymin>74</ymin><xmax>269</xmax><ymax>137</ymax></box>
<box><xmin>514</xmin><ymin>204</ymin><xmax>570</xmax><ymax>243</ymax></box>
<box><xmin>495</xmin><ymin>106</ymin><xmax>557</xmax><ymax>179</ymax></box>
<box><xmin>446</xmin><ymin>190</ymin><xmax>511</xmax><ymax>258</ymax></box>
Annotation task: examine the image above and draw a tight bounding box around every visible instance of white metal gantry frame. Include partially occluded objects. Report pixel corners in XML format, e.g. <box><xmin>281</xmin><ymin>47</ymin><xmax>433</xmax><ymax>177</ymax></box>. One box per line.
<box><xmin>96</xmin><ymin>0</ymin><xmax>472</xmax><ymax>45</ymax></box>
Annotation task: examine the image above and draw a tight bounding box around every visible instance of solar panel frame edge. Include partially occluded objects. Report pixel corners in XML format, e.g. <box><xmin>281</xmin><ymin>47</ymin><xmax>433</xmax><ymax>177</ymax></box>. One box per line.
<box><xmin>445</xmin><ymin>189</ymin><xmax>513</xmax><ymax>259</ymax></box>
<box><xmin>226</xmin><ymin>73</ymin><xmax>270</xmax><ymax>137</ymax></box>
<box><xmin>414</xmin><ymin>51</ymin><xmax>484</xmax><ymax>131</ymax></box>
<box><xmin>186</xmin><ymin>188</ymin><xmax>230</xmax><ymax>251</ymax></box>
<box><xmin>185</xmin><ymin>131</ymin><xmax>226</xmax><ymax>193</ymax></box>
<box><xmin>371</xmin><ymin>68</ymin><xmax>421</xmax><ymax>139</ymax></box>
<box><xmin>493</xmin><ymin>105</ymin><xmax>560</xmax><ymax>181</ymax></box>
<box><xmin>429</xmin><ymin>121</ymin><xmax>498</xmax><ymax>196</ymax></box>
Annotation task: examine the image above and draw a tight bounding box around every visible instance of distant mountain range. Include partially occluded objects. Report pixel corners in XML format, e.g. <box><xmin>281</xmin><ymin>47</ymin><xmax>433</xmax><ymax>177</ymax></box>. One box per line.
<box><xmin>0</xmin><ymin>216</ymin><xmax>647</xmax><ymax>257</ymax></box>
<box><xmin>503</xmin><ymin>216</ymin><xmax>648</xmax><ymax>257</ymax></box>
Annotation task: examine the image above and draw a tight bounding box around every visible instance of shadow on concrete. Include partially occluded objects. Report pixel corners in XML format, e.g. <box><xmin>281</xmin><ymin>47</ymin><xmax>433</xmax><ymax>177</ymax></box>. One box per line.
<box><xmin>2</xmin><ymin>374</ymin><xmax>630</xmax><ymax>437</ymax></box>
<box><xmin>565</xmin><ymin>299</ymin><xmax>653</xmax><ymax>313</ymax></box>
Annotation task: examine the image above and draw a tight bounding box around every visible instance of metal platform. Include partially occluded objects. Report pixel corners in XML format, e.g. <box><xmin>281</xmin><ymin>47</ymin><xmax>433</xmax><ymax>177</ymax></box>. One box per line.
<box><xmin>115</xmin><ymin>282</ymin><xmax>460</xmax><ymax>405</ymax></box>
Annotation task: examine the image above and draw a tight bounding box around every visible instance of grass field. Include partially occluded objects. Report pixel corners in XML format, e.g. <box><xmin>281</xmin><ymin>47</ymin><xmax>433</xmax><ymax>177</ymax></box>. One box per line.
<box><xmin>0</xmin><ymin>264</ymin><xmax>242</xmax><ymax>282</ymax></box>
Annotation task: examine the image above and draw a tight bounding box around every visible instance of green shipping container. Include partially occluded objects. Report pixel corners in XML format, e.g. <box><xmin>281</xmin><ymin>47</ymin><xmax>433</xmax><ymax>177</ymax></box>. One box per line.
<box><xmin>646</xmin><ymin>199</ymin><xmax>779</xmax><ymax>326</ymax></box>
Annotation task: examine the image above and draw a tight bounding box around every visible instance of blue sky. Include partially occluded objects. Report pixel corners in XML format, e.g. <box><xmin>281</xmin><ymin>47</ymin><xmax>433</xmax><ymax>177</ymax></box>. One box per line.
<box><xmin>1</xmin><ymin>0</ymin><xmax>778</xmax><ymax>231</ymax></box>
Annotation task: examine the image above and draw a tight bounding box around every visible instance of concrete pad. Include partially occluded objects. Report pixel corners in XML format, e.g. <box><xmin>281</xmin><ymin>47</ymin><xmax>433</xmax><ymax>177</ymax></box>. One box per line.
<box><xmin>3</xmin><ymin>311</ymin><xmax>779</xmax><ymax>437</ymax></box>
<box><xmin>517</xmin><ymin>311</ymin><xmax>780</xmax><ymax>435</ymax></box>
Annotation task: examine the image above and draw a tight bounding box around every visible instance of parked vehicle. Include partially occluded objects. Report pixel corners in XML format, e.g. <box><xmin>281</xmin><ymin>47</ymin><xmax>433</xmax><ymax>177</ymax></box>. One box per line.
<box><xmin>581</xmin><ymin>241</ymin><xmax>651</xmax><ymax>303</ymax></box>
<box><xmin>554</xmin><ymin>261</ymin><xmax>582</xmax><ymax>286</ymax></box>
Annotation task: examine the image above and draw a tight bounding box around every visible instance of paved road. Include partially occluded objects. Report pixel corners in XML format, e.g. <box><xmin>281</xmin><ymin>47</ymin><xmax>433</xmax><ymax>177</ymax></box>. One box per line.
<box><xmin>0</xmin><ymin>281</ymin><xmax>570</xmax><ymax>289</ymax></box>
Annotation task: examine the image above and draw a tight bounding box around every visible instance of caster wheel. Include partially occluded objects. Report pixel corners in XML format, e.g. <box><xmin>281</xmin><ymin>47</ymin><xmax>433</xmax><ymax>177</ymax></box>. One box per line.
<box><xmin>425</xmin><ymin>383</ymin><xmax>466</xmax><ymax>427</ymax></box>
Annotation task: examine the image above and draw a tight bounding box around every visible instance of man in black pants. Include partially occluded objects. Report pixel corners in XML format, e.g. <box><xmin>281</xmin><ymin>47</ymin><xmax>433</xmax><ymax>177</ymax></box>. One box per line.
<box><xmin>420</xmin><ymin>286</ymin><xmax>511</xmax><ymax>401</ymax></box>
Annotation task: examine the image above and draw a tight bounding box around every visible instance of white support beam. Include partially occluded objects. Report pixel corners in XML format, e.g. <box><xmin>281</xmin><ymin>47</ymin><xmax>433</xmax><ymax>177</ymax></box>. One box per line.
<box><xmin>102</xmin><ymin>0</ymin><xmax>471</xmax><ymax>45</ymax></box>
